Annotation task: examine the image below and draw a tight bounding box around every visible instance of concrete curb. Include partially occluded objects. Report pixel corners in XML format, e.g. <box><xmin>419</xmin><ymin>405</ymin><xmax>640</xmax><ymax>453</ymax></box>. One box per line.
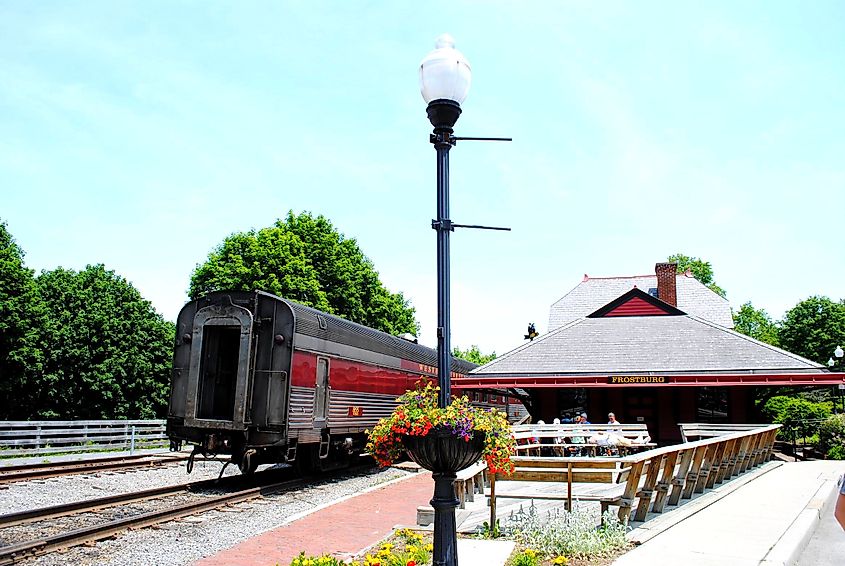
<box><xmin>760</xmin><ymin>473</ymin><xmax>840</xmax><ymax>566</ymax></box>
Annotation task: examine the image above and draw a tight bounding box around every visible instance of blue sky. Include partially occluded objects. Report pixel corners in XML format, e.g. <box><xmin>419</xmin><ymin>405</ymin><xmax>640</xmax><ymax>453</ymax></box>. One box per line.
<box><xmin>2</xmin><ymin>1</ymin><xmax>844</xmax><ymax>355</ymax></box>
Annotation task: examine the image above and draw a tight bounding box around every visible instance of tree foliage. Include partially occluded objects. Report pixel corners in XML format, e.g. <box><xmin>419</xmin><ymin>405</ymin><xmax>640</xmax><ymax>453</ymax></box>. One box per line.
<box><xmin>453</xmin><ymin>345</ymin><xmax>497</xmax><ymax>366</ymax></box>
<box><xmin>0</xmin><ymin>221</ymin><xmax>48</xmax><ymax>419</ymax></box>
<box><xmin>762</xmin><ymin>395</ymin><xmax>831</xmax><ymax>442</ymax></box>
<box><xmin>190</xmin><ymin>211</ymin><xmax>419</xmax><ymax>335</ymax></box>
<box><xmin>667</xmin><ymin>253</ymin><xmax>726</xmax><ymax>298</ymax></box>
<box><xmin>778</xmin><ymin>296</ymin><xmax>845</xmax><ymax>366</ymax></box>
<box><xmin>732</xmin><ymin>301</ymin><xmax>779</xmax><ymax>346</ymax></box>
<box><xmin>36</xmin><ymin>265</ymin><xmax>175</xmax><ymax>419</ymax></box>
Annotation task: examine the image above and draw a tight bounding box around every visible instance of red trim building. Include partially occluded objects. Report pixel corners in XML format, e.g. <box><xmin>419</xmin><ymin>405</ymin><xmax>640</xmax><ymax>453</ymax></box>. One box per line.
<box><xmin>455</xmin><ymin>263</ymin><xmax>845</xmax><ymax>444</ymax></box>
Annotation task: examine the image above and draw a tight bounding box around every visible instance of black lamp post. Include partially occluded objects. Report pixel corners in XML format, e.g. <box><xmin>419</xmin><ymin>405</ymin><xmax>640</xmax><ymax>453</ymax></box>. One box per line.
<box><xmin>419</xmin><ymin>34</ymin><xmax>472</xmax><ymax>566</ymax></box>
<box><xmin>417</xmin><ymin>34</ymin><xmax>510</xmax><ymax>566</ymax></box>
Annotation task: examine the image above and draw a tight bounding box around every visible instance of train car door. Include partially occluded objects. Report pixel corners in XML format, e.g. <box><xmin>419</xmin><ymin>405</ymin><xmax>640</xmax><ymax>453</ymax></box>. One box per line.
<box><xmin>313</xmin><ymin>357</ymin><xmax>330</xmax><ymax>426</ymax></box>
<box><xmin>184</xmin><ymin>302</ymin><xmax>253</xmax><ymax>430</ymax></box>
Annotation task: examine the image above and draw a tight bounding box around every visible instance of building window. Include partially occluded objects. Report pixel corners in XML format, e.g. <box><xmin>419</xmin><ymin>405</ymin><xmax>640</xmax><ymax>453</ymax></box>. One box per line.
<box><xmin>556</xmin><ymin>388</ymin><xmax>587</xmax><ymax>421</ymax></box>
<box><xmin>697</xmin><ymin>387</ymin><xmax>729</xmax><ymax>423</ymax></box>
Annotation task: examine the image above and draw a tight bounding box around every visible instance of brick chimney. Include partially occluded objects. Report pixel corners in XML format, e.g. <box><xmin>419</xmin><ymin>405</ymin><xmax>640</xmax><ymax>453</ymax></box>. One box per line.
<box><xmin>655</xmin><ymin>262</ymin><xmax>678</xmax><ymax>306</ymax></box>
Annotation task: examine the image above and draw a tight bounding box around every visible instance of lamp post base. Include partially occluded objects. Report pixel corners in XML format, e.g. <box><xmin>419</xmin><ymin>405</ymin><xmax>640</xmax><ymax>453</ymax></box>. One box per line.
<box><xmin>431</xmin><ymin>471</ymin><xmax>460</xmax><ymax>566</ymax></box>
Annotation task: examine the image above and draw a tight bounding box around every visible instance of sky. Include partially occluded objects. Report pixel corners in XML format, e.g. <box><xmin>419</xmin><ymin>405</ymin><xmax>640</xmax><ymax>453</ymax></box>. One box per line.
<box><xmin>2</xmin><ymin>1</ymin><xmax>844</xmax><ymax>357</ymax></box>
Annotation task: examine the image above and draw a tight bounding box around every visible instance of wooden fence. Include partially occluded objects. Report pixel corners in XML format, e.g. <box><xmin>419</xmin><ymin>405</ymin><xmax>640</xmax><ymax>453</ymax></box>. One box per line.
<box><xmin>0</xmin><ymin>420</ymin><xmax>168</xmax><ymax>457</ymax></box>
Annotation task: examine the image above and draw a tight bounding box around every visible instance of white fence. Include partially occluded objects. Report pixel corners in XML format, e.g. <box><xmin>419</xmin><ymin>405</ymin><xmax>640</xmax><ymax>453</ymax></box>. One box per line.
<box><xmin>0</xmin><ymin>420</ymin><xmax>168</xmax><ymax>457</ymax></box>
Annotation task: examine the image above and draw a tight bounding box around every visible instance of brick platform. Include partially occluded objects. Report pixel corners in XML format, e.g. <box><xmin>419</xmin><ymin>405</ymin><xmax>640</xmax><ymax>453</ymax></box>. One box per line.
<box><xmin>194</xmin><ymin>471</ymin><xmax>433</xmax><ymax>566</ymax></box>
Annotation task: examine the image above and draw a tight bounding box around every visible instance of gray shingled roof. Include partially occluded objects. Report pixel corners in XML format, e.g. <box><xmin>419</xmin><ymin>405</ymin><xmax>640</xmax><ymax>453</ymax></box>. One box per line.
<box><xmin>548</xmin><ymin>273</ymin><xmax>733</xmax><ymax>330</ymax></box>
<box><xmin>473</xmin><ymin>315</ymin><xmax>823</xmax><ymax>376</ymax></box>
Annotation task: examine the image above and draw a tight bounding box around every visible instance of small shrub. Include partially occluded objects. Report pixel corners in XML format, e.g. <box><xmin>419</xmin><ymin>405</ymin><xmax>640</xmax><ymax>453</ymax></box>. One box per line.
<box><xmin>501</xmin><ymin>503</ymin><xmax>628</xmax><ymax>559</ymax></box>
<box><xmin>511</xmin><ymin>548</ymin><xmax>540</xmax><ymax>566</ymax></box>
<box><xmin>817</xmin><ymin>414</ymin><xmax>845</xmax><ymax>458</ymax></box>
<box><xmin>828</xmin><ymin>445</ymin><xmax>845</xmax><ymax>460</ymax></box>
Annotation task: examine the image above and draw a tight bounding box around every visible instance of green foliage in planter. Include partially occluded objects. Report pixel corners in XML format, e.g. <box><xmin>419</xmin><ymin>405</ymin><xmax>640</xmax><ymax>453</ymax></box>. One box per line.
<box><xmin>817</xmin><ymin>414</ymin><xmax>845</xmax><ymax>459</ymax></box>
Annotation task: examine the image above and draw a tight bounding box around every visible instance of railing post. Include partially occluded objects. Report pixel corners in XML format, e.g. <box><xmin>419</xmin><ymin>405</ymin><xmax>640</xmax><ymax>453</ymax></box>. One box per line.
<box><xmin>130</xmin><ymin>425</ymin><xmax>136</xmax><ymax>455</ymax></box>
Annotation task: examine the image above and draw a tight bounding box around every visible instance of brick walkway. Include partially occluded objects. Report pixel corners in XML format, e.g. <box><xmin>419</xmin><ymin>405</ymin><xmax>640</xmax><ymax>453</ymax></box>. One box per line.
<box><xmin>194</xmin><ymin>471</ymin><xmax>433</xmax><ymax>566</ymax></box>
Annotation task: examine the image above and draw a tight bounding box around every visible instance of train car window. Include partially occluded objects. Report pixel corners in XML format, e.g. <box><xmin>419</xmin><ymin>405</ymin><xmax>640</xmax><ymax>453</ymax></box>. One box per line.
<box><xmin>197</xmin><ymin>325</ymin><xmax>240</xmax><ymax>421</ymax></box>
<box><xmin>314</xmin><ymin>357</ymin><xmax>330</xmax><ymax>422</ymax></box>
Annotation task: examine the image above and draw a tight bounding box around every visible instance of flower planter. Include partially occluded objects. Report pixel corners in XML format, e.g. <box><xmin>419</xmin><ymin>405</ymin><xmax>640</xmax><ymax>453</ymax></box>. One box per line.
<box><xmin>401</xmin><ymin>426</ymin><xmax>486</xmax><ymax>473</ymax></box>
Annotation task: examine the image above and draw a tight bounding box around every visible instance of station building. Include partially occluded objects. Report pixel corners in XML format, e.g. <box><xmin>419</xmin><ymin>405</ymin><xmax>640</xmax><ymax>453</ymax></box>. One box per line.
<box><xmin>455</xmin><ymin>263</ymin><xmax>845</xmax><ymax>444</ymax></box>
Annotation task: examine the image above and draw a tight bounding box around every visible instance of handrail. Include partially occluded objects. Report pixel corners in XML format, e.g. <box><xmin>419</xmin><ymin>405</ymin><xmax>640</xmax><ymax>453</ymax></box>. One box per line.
<box><xmin>492</xmin><ymin>423</ymin><xmax>780</xmax><ymax>526</ymax></box>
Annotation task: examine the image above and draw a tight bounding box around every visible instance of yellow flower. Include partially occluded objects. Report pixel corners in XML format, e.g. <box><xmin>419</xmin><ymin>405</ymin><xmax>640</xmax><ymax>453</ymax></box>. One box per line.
<box><xmin>552</xmin><ymin>557</ymin><xmax>569</xmax><ymax>565</ymax></box>
<box><xmin>424</xmin><ymin>544</ymin><xmax>433</xmax><ymax>552</ymax></box>
<box><xmin>524</xmin><ymin>549</ymin><xmax>536</xmax><ymax>558</ymax></box>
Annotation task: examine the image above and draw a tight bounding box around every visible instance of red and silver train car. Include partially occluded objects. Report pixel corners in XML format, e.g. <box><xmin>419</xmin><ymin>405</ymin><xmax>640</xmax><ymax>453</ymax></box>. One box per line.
<box><xmin>166</xmin><ymin>290</ymin><xmax>492</xmax><ymax>474</ymax></box>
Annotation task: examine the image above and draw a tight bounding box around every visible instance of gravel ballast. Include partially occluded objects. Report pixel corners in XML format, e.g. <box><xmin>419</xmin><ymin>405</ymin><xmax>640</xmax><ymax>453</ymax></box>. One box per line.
<box><xmin>2</xmin><ymin>457</ymin><xmax>411</xmax><ymax>566</ymax></box>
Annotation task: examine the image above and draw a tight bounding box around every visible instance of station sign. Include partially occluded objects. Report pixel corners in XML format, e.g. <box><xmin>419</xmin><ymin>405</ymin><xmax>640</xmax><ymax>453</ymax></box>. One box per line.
<box><xmin>607</xmin><ymin>376</ymin><xmax>671</xmax><ymax>384</ymax></box>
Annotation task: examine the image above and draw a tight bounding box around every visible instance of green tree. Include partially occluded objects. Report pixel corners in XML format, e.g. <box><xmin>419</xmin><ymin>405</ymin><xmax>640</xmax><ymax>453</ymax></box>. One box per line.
<box><xmin>778</xmin><ymin>296</ymin><xmax>845</xmax><ymax>366</ymax></box>
<box><xmin>37</xmin><ymin>264</ymin><xmax>175</xmax><ymax>419</ymax></box>
<box><xmin>763</xmin><ymin>395</ymin><xmax>831</xmax><ymax>443</ymax></box>
<box><xmin>732</xmin><ymin>302</ymin><xmax>779</xmax><ymax>346</ymax></box>
<box><xmin>667</xmin><ymin>253</ymin><xmax>726</xmax><ymax>298</ymax></box>
<box><xmin>190</xmin><ymin>211</ymin><xmax>419</xmax><ymax>335</ymax></box>
<box><xmin>453</xmin><ymin>345</ymin><xmax>497</xmax><ymax>366</ymax></box>
<box><xmin>0</xmin><ymin>221</ymin><xmax>48</xmax><ymax>419</ymax></box>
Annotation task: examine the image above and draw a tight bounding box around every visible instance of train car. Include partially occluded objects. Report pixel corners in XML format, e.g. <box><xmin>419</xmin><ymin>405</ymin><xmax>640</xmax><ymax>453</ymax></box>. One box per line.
<box><xmin>166</xmin><ymin>290</ymin><xmax>489</xmax><ymax>474</ymax></box>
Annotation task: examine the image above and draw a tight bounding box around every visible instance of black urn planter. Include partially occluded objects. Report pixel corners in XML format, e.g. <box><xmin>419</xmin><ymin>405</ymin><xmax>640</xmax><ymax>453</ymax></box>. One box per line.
<box><xmin>401</xmin><ymin>426</ymin><xmax>485</xmax><ymax>473</ymax></box>
<box><xmin>402</xmin><ymin>426</ymin><xmax>485</xmax><ymax>566</ymax></box>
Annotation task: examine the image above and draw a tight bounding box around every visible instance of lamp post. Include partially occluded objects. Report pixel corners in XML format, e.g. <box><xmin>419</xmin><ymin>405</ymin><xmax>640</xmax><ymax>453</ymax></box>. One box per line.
<box><xmin>420</xmin><ymin>33</ymin><xmax>471</xmax><ymax>412</ymax></box>
<box><xmin>420</xmin><ymin>34</ymin><xmax>471</xmax><ymax>566</ymax></box>
<box><xmin>418</xmin><ymin>34</ymin><xmax>510</xmax><ymax>566</ymax></box>
<box><xmin>829</xmin><ymin>345</ymin><xmax>844</xmax><ymax>413</ymax></box>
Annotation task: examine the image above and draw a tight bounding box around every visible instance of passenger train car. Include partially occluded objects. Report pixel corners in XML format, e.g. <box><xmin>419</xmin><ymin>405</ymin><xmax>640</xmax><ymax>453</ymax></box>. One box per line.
<box><xmin>166</xmin><ymin>290</ymin><xmax>510</xmax><ymax>474</ymax></box>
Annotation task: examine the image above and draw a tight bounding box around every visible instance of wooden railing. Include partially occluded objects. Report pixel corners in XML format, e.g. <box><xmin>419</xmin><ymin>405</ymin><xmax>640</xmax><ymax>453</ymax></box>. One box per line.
<box><xmin>489</xmin><ymin>423</ymin><xmax>780</xmax><ymax>527</ymax></box>
<box><xmin>0</xmin><ymin>420</ymin><xmax>168</xmax><ymax>457</ymax></box>
<box><xmin>610</xmin><ymin>423</ymin><xmax>779</xmax><ymax>523</ymax></box>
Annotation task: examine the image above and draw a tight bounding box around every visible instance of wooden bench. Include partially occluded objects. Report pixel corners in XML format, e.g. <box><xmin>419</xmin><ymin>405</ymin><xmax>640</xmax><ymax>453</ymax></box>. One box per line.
<box><xmin>511</xmin><ymin>423</ymin><xmax>656</xmax><ymax>457</ymax></box>
<box><xmin>679</xmin><ymin>423</ymin><xmax>771</xmax><ymax>443</ymax></box>
<box><xmin>487</xmin><ymin>456</ymin><xmax>631</xmax><ymax>521</ymax></box>
<box><xmin>454</xmin><ymin>460</ymin><xmax>487</xmax><ymax>508</ymax></box>
<box><xmin>486</xmin><ymin>423</ymin><xmax>781</xmax><ymax>529</ymax></box>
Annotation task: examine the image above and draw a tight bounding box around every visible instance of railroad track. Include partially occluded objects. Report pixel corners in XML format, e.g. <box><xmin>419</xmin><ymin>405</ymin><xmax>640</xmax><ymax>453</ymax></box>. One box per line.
<box><xmin>0</xmin><ymin>467</ymin><xmax>304</xmax><ymax>565</ymax></box>
<box><xmin>0</xmin><ymin>453</ymin><xmax>188</xmax><ymax>485</ymax></box>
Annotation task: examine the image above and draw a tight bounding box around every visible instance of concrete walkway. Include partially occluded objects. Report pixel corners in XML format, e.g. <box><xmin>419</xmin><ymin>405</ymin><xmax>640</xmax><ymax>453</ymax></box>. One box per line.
<box><xmin>195</xmin><ymin>459</ymin><xmax>844</xmax><ymax>566</ymax></box>
<box><xmin>612</xmin><ymin>460</ymin><xmax>845</xmax><ymax>566</ymax></box>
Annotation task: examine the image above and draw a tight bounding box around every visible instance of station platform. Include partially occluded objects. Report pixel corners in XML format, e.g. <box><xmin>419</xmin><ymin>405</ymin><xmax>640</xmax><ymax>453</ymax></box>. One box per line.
<box><xmin>194</xmin><ymin>459</ymin><xmax>845</xmax><ymax>566</ymax></box>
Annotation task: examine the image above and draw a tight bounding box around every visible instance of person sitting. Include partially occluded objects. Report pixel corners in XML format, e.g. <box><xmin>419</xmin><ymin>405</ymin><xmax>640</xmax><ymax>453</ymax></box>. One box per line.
<box><xmin>580</xmin><ymin>412</ymin><xmax>591</xmax><ymax>425</ymax></box>
<box><xmin>552</xmin><ymin>418</ymin><xmax>566</xmax><ymax>456</ymax></box>
<box><xmin>568</xmin><ymin>415</ymin><xmax>587</xmax><ymax>456</ymax></box>
<box><xmin>608</xmin><ymin>412</ymin><xmax>620</xmax><ymax>425</ymax></box>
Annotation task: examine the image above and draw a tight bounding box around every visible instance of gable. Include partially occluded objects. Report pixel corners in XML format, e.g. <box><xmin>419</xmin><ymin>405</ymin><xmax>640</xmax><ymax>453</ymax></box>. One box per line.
<box><xmin>587</xmin><ymin>288</ymin><xmax>686</xmax><ymax>318</ymax></box>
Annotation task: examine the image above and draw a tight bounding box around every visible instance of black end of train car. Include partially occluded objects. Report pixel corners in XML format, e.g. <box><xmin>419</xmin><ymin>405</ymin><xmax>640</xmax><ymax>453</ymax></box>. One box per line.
<box><xmin>167</xmin><ymin>291</ymin><xmax>295</xmax><ymax>474</ymax></box>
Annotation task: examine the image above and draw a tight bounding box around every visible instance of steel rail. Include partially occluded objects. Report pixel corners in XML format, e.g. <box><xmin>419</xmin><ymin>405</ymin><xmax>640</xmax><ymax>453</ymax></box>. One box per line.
<box><xmin>0</xmin><ymin>476</ymin><xmax>304</xmax><ymax>565</ymax></box>
<box><xmin>0</xmin><ymin>474</ymin><xmax>235</xmax><ymax>528</ymax></box>
<box><xmin>0</xmin><ymin>454</ymin><xmax>186</xmax><ymax>484</ymax></box>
